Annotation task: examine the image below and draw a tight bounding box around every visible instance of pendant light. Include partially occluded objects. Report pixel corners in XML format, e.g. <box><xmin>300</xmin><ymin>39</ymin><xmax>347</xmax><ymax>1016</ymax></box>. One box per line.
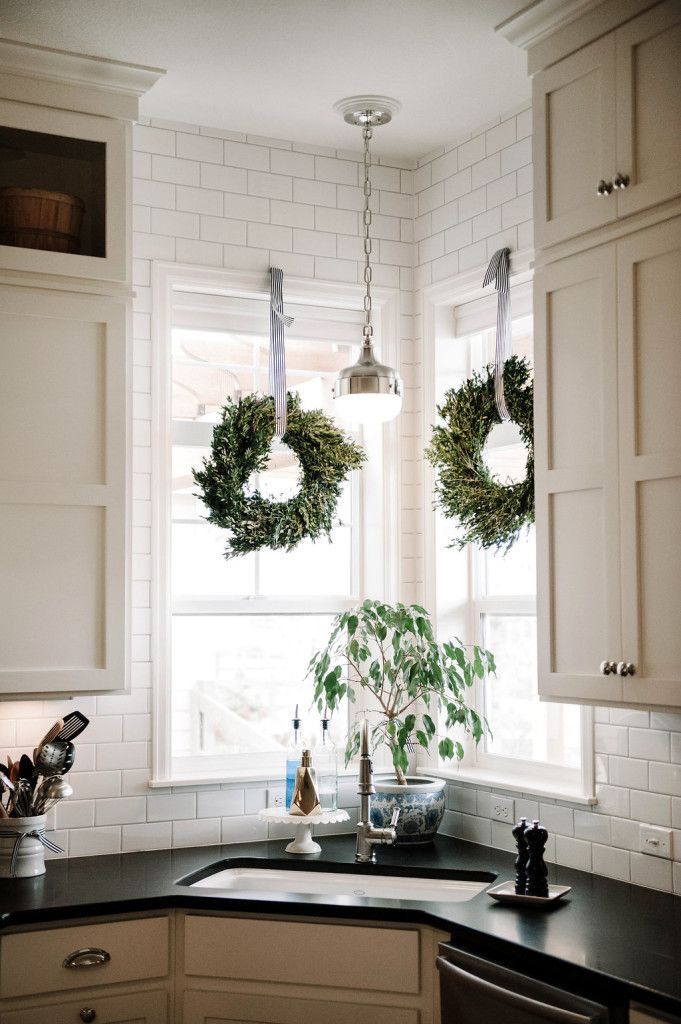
<box><xmin>332</xmin><ymin>96</ymin><xmax>403</xmax><ymax>424</ymax></box>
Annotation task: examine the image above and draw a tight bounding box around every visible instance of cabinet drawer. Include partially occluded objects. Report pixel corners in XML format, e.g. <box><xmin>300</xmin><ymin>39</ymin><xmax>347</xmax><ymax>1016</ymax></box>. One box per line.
<box><xmin>0</xmin><ymin>989</ymin><xmax>168</xmax><ymax>1024</ymax></box>
<box><xmin>184</xmin><ymin>915</ymin><xmax>420</xmax><ymax>994</ymax></box>
<box><xmin>184</xmin><ymin>989</ymin><xmax>419</xmax><ymax>1024</ymax></box>
<box><xmin>0</xmin><ymin>917</ymin><xmax>169</xmax><ymax>999</ymax></box>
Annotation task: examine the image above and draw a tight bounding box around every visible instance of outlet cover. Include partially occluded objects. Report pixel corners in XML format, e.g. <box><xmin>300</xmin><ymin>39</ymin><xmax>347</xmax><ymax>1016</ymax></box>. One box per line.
<box><xmin>491</xmin><ymin>795</ymin><xmax>515</xmax><ymax>823</ymax></box>
<box><xmin>640</xmin><ymin>824</ymin><xmax>672</xmax><ymax>859</ymax></box>
<box><xmin>267</xmin><ymin>788</ymin><xmax>285</xmax><ymax>808</ymax></box>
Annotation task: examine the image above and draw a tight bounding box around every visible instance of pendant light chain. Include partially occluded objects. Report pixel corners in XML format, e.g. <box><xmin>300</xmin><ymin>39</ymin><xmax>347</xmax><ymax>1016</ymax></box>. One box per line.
<box><xmin>362</xmin><ymin>122</ymin><xmax>373</xmax><ymax>343</ymax></box>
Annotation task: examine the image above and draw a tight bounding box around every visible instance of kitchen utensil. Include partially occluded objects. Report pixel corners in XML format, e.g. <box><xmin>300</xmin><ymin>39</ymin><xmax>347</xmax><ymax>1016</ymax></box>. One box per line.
<box><xmin>35</xmin><ymin>740</ymin><xmax>75</xmax><ymax>777</ymax></box>
<box><xmin>55</xmin><ymin>710</ymin><xmax>89</xmax><ymax>742</ymax></box>
<box><xmin>9</xmin><ymin>761</ymin><xmax>19</xmax><ymax>783</ymax></box>
<box><xmin>32</xmin><ymin>776</ymin><xmax>73</xmax><ymax>815</ymax></box>
<box><xmin>37</xmin><ymin>719</ymin><xmax>64</xmax><ymax>753</ymax></box>
<box><xmin>18</xmin><ymin>754</ymin><xmax>34</xmax><ymax>782</ymax></box>
<box><xmin>12</xmin><ymin>779</ymin><xmax>33</xmax><ymax>817</ymax></box>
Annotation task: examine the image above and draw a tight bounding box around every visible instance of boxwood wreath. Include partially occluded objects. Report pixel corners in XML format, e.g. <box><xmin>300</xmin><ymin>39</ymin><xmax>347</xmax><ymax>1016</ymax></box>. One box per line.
<box><xmin>193</xmin><ymin>392</ymin><xmax>365</xmax><ymax>558</ymax></box>
<box><xmin>426</xmin><ymin>354</ymin><xmax>534</xmax><ymax>551</ymax></box>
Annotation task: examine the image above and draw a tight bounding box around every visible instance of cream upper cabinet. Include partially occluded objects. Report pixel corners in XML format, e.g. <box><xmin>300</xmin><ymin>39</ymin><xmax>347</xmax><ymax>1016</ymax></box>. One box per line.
<box><xmin>534</xmin><ymin>1</ymin><xmax>681</xmax><ymax>248</ymax></box>
<box><xmin>534</xmin><ymin>35</ymin><xmax>617</xmax><ymax>248</ymax></box>
<box><xmin>536</xmin><ymin>217</ymin><xmax>681</xmax><ymax>707</ymax></box>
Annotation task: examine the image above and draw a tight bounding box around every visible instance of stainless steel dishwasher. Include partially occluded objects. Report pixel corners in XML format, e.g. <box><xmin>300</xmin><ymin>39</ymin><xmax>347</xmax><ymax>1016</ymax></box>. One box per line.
<box><xmin>438</xmin><ymin>945</ymin><xmax>621</xmax><ymax>1024</ymax></box>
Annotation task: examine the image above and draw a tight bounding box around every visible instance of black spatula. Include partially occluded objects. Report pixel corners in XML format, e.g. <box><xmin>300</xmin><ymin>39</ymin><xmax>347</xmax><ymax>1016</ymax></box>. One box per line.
<box><xmin>56</xmin><ymin>711</ymin><xmax>90</xmax><ymax>742</ymax></box>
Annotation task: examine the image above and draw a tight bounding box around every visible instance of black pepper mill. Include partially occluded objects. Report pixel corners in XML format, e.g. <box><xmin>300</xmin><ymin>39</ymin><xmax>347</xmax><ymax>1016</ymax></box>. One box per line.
<box><xmin>511</xmin><ymin>817</ymin><xmax>529</xmax><ymax>895</ymax></box>
<box><xmin>524</xmin><ymin>819</ymin><xmax>549</xmax><ymax>897</ymax></box>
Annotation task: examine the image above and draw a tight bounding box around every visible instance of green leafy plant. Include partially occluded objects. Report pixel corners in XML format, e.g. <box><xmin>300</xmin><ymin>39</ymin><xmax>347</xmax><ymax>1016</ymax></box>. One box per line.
<box><xmin>308</xmin><ymin>599</ymin><xmax>495</xmax><ymax>785</ymax></box>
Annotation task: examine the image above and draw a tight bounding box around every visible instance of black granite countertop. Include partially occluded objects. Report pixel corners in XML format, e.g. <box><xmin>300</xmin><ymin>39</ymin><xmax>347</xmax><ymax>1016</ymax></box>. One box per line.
<box><xmin>0</xmin><ymin>834</ymin><xmax>679</xmax><ymax>1015</ymax></box>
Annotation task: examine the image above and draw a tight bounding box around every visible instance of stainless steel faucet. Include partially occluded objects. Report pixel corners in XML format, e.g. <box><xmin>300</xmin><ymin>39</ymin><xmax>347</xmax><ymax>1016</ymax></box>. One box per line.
<box><xmin>356</xmin><ymin>719</ymin><xmax>400</xmax><ymax>863</ymax></box>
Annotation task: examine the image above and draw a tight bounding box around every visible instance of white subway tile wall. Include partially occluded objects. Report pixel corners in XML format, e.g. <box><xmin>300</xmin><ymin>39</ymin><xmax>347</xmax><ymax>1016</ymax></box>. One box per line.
<box><xmin>0</xmin><ymin>109</ymin><xmax>680</xmax><ymax>895</ymax></box>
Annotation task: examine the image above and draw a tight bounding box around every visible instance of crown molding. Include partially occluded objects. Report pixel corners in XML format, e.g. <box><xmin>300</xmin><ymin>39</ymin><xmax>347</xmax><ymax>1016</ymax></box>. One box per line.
<box><xmin>495</xmin><ymin>0</ymin><xmax>604</xmax><ymax>49</ymax></box>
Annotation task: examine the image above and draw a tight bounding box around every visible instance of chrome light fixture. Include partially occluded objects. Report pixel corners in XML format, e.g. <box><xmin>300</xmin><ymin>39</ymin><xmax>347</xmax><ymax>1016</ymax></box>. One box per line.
<box><xmin>332</xmin><ymin>96</ymin><xmax>403</xmax><ymax>424</ymax></box>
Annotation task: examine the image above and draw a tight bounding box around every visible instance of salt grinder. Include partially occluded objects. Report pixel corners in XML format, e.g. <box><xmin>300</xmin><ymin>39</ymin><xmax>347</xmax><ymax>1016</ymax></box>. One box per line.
<box><xmin>525</xmin><ymin>819</ymin><xmax>549</xmax><ymax>897</ymax></box>
<box><xmin>512</xmin><ymin>817</ymin><xmax>529</xmax><ymax>895</ymax></box>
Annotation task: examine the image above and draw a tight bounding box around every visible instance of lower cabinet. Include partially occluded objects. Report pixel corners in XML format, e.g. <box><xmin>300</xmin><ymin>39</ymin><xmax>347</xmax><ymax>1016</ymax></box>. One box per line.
<box><xmin>183</xmin><ymin>990</ymin><xmax>419</xmax><ymax>1024</ymax></box>
<box><xmin>0</xmin><ymin>989</ymin><xmax>168</xmax><ymax>1024</ymax></box>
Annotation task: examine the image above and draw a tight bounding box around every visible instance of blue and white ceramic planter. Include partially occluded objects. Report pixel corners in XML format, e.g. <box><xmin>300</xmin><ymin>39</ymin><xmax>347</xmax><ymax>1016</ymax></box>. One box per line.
<box><xmin>370</xmin><ymin>775</ymin><xmax>446</xmax><ymax>845</ymax></box>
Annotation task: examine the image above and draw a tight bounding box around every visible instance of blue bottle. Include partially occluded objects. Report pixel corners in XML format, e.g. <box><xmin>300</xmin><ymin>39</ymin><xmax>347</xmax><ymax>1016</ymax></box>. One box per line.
<box><xmin>285</xmin><ymin>705</ymin><xmax>303</xmax><ymax>808</ymax></box>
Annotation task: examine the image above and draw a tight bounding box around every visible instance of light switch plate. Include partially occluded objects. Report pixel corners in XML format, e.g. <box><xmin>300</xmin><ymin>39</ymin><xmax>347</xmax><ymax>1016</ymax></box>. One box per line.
<box><xmin>491</xmin><ymin>795</ymin><xmax>515</xmax><ymax>823</ymax></box>
<box><xmin>639</xmin><ymin>824</ymin><xmax>672</xmax><ymax>859</ymax></box>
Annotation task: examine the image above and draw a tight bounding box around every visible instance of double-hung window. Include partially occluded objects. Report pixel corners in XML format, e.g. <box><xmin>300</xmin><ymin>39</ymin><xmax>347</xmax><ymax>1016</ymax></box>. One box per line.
<box><xmin>153</xmin><ymin>268</ymin><xmax>398</xmax><ymax>783</ymax></box>
<box><xmin>426</xmin><ymin>283</ymin><xmax>592</xmax><ymax>799</ymax></box>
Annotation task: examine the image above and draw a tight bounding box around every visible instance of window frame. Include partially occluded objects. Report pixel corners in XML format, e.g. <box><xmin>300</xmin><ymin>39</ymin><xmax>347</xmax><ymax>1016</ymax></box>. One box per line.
<box><xmin>151</xmin><ymin>263</ymin><xmax>401</xmax><ymax>786</ymax></box>
<box><xmin>417</xmin><ymin>259</ymin><xmax>595</xmax><ymax>804</ymax></box>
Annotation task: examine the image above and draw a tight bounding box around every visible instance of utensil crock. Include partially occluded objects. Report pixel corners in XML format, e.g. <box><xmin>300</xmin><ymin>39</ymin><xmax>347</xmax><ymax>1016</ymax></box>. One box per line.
<box><xmin>0</xmin><ymin>814</ymin><xmax>48</xmax><ymax>878</ymax></box>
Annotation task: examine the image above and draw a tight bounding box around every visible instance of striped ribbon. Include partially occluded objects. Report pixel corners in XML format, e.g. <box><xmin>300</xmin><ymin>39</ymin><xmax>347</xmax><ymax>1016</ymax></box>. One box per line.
<box><xmin>269</xmin><ymin>267</ymin><xmax>293</xmax><ymax>439</ymax></box>
<box><xmin>5</xmin><ymin>827</ymin><xmax>63</xmax><ymax>877</ymax></box>
<box><xmin>483</xmin><ymin>248</ymin><xmax>512</xmax><ymax>421</ymax></box>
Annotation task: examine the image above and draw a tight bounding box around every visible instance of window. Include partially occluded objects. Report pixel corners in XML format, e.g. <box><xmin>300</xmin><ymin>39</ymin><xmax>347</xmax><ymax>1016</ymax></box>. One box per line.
<box><xmin>153</xmin><ymin>267</ymin><xmax>399</xmax><ymax>783</ymax></box>
<box><xmin>426</xmin><ymin>284</ymin><xmax>591</xmax><ymax>799</ymax></box>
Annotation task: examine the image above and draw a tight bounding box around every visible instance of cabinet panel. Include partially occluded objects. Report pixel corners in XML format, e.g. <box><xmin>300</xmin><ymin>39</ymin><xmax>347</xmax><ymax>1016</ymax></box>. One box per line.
<box><xmin>535</xmin><ymin>250</ymin><xmax>622</xmax><ymax>702</ymax></box>
<box><xmin>0</xmin><ymin>286</ymin><xmax>128</xmax><ymax>696</ymax></box>
<box><xmin>617</xmin><ymin>218</ymin><xmax>681</xmax><ymax>706</ymax></box>
<box><xmin>183</xmin><ymin>990</ymin><xmax>419</xmax><ymax>1024</ymax></box>
<box><xmin>184</xmin><ymin>916</ymin><xmax>420</xmax><ymax>995</ymax></box>
<box><xmin>616</xmin><ymin>1</ymin><xmax>681</xmax><ymax>218</ymax></box>
<box><xmin>0</xmin><ymin>989</ymin><xmax>168</xmax><ymax>1024</ymax></box>
<box><xmin>534</xmin><ymin>35</ymin><xmax>617</xmax><ymax>247</ymax></box>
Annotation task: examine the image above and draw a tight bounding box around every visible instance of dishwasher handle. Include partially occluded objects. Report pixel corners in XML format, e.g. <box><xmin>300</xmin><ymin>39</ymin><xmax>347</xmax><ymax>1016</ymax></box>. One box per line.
<box><xmin>437</xmin><ymin>949</ymin><xmax>612</xmax><ymax>1024</ymax></box>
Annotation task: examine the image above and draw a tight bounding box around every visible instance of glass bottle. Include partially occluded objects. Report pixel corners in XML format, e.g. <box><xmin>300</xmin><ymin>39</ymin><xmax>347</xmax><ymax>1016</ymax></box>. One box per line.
<box><xmin>284</xmin><ymin>705</ymin><xmax>303</xmax><ymax>808</ymax></box>
<box><xmin>316</xmin><ymin>711</ymin><xmax>338</xmax><ymax>810</ymax></box>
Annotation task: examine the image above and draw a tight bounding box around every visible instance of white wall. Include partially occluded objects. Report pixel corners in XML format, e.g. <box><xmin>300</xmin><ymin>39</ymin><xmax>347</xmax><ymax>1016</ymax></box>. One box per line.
<box><xmin>0</xmin><ymin>107</ymin><xmax>679</xmax><ymax>895</ymax></box>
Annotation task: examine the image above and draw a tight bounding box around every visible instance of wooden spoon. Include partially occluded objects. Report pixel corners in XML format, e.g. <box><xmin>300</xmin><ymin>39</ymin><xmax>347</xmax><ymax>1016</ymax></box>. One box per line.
<box><xmin>37</xmin><ymin>719</ymin><xmax>64</xmax><ymax>754</ymax></box>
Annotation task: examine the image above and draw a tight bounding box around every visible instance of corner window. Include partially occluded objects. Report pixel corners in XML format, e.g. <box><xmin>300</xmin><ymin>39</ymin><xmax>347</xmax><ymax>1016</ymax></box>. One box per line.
<box><xmin>153</xmin><ymin>267</ymin><xmax>399</xmax><ymax>783</ymax></box>
<box><xmin>427</xmin><ymin>285</ymin><xmax>591</xmax><ymax>799</ymax></box>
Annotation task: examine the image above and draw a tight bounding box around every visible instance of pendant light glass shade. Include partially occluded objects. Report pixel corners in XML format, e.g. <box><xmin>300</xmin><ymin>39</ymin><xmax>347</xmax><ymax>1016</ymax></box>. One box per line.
<box><xmin>333</xmin><ymin>341</ymin><xmax>403</xmax><ymax>423</ymax></box>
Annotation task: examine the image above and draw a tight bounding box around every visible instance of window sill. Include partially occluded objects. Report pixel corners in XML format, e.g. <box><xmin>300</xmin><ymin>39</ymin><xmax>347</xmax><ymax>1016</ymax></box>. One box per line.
<box><xmin>150</xmin><ymin>767</ymin><xmax>359</xmax><ymax>789</ymax></box>
<box><xmin>417</xmin><ymin>766</ymin><xmax>597</xmax><ymax>806</ymax></box>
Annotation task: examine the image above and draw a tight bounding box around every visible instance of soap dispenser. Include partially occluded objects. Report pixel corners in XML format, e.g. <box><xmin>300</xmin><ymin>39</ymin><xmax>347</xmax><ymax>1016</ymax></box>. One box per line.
<box><xmin>289</xmin><ymin>749</ymin><xmax>321</xmax><ymax>816</ymax></box>
<box><xmin>284</xmin><ymin>705</ymin><xmax>303</xmax><ymax>808</ymax></box>
<box><xmin>316</xmin><ymin>710</ymin><xmax>338</xmax><ymax>810</ymax></box>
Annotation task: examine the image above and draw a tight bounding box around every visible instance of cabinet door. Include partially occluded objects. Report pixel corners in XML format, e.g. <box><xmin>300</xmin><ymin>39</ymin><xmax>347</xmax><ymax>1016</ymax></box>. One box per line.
<box><xmin>183</xmin><ymin>990</ymin><xmax>419</xmax><ymax>1024</ymax></box>
<box><xmin>617</xmin><ymin>218</ymin><xmax>681</xmax><ymax>707</ymax></box>
<box><xmin>0</xmin><ymin>286</ymin><xmax>128</xmax><ymax>696</ymax></box>
<box><xmin>0</xmin><ymin>989</ymin><xmax>168</xmax><ymax>1024</ymax></box>
<box><xmin>534</xmin><ymin>247</ymin><xmax>622</xmax><ymax>703</ymax></box>
<box><xmin>533</xmin><ymin>35</ymin><xmax>617</xmax><ymax>248</ymax></box>
<box><xmin>615</xmin><ymin>1</ymin><xmax>681</xmax><ymax>219</ymax></box>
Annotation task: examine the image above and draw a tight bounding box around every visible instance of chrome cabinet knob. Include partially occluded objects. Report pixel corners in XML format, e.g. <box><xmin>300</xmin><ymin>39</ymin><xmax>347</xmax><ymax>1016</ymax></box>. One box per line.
<box><xmin>600</xmin><ymin>660</ymin><xmax>616</xmax><ymax>675</ymax></box>
<box><xmin>80</xmin><ymin>1011</ymin><xmax>96</xmax><ymax>1023</ymax></box>
<box><xmin>597</xmin><ymin>179</ymin><xmax>614</xmax><ymax>196</ymax></box>
<box><xmin>613</xmin><ymin>172</ymin><xmax>630</xmax><ymax>189</ymax></box>
<box><xmin>617</xmin><ymin>661</ymin><xmax>636</xmax><ymax>677</ymax></box>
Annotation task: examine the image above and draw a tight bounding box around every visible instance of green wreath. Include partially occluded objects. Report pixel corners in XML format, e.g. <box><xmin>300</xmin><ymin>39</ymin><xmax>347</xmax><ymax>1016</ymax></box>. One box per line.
<box><xmin>193</xmin><ymin>392</ymin><xmax>366</xmax><ymax>558</ymax></box>
<box><xmin>425</xmin><ymin>355</ymin><xmax>534</xmax><ymax>551</ymax></box>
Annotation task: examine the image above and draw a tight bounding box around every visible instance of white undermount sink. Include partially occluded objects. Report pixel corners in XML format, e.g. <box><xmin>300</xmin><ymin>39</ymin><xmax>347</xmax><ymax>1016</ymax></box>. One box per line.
<box><xmin>188</xmin><ymin>866</ymin><xmax>490</xmax><ymax>902</ymax></box>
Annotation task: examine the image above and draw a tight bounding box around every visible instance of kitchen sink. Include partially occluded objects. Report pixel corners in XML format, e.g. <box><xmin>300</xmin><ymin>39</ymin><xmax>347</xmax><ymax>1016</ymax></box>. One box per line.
<box><xmin>180</xmin><ymin>863</ymin><xmax>494</xmax><ymax>903</ymax></box>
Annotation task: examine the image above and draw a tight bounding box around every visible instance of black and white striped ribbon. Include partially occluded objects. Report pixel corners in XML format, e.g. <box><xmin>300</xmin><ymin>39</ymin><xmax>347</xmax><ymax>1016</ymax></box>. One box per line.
<box><xmin>269</xmin><ymin>267</ymin><xmax>293</xmax><ymax>439</ymax></box>
<box><xmin>6</xmin><ymin>827</ymin><xmax>63</xmax><ymax>876</ymax></box>
<box><xmin>483</xmin><ymin>248</ymin><xmax>512</xmax><ymax>421</ymax></box>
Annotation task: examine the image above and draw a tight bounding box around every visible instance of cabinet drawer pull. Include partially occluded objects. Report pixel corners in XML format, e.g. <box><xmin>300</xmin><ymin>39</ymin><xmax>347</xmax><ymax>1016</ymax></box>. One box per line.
<box><xmin>62</xmin><ymin>947</ymin><xmax>111</xmax><ymax>970</ymax></box>
<box><xmin>599</xmin><ymin>660</ymin><xmax>616</xmax><ymax>675</ymax></box>
<box><xmin>613</xmin><ymin>172</ymin><xmax>630</xmax><ymax>189</ymax></box>
<box><xmin>596</xmin><ymin>179</ymin><xmax>613</xmax><ymax>196</ymax></box>
<box><xmin>617</xmin><ymin>661</ymin><xmax>636</xmax><ymax>677</ymax></box>
<box><xmin>80</xmin><ymin>1010</ymin><xmax>96</xmax><ymax>1023</ymax></box>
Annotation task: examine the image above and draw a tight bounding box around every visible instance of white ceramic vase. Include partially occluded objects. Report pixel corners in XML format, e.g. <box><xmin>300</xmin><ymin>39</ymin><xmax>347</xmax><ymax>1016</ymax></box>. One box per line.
<box><xmin>0</xmin><ymin>814</ymin><xmax>48</xmax><ymax>878</ymax></box>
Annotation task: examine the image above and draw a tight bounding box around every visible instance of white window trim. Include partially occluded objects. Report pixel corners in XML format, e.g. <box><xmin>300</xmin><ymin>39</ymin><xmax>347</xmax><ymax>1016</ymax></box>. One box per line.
<box><xmin>150</xmin><ymin>263</ymin><xmax>401</xmax><ymax>786</ymax></box>
<box><xmin>417</xmin><ymin>251</ymin><xmax>595</xmax><ymax>804</ymax></box>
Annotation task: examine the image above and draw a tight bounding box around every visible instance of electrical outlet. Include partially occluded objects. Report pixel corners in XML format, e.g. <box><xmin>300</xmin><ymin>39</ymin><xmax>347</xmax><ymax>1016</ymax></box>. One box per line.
<box><xmin>640</xmin><ymin>824</ymin><xmax>672</xmax><ymax>859</ymax></box>
<box><xmin>491</xmin><ymin>795</ymin><xmax>515</xmax><ymax>823</ymax></box>
<box><xmin>267</xmin><ymin>788</ymin><xmax>285</xmax><ymax>808</ymax></box>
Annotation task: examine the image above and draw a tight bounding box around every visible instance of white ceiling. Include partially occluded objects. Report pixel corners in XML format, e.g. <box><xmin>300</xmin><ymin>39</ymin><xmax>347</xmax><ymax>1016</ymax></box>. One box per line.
<box><xmin>1</xmin><ymin>0</ymin><xmax>531</xmax><ymax>160</ymax></box>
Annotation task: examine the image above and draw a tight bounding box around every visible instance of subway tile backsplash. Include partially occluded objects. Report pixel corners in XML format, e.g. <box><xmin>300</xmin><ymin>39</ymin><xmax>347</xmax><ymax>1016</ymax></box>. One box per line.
<box><xmin>0</xmin><ymin>108</ymin><xmax>680</xmax><ymax>896</ymax></box>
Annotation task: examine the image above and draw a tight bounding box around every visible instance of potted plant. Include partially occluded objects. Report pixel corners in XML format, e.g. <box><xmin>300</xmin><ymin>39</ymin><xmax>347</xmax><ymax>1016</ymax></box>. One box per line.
<box><xmin>308</xmin><ymin>599</ymin><xmax>495</xmax><ymax>844</ymax></box>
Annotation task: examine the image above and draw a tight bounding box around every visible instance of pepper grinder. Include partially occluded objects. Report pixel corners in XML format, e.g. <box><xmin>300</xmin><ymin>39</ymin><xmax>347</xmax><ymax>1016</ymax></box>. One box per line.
<box><xmin>525</xmin><ymin>819</ymin><xmax>549</xmax><ymax>897</ymax></box>
<box><xmin>511</xmin><ymin>817</ymin><xmax>529</xmax><ymax>895</ymax></box>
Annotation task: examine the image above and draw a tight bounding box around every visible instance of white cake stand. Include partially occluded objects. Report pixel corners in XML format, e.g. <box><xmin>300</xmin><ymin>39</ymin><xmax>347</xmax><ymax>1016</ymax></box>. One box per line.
<box><xmin>258</xmin><ymin>807</ymin><xmax>350</xmax><ymax>855</ymax></box>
